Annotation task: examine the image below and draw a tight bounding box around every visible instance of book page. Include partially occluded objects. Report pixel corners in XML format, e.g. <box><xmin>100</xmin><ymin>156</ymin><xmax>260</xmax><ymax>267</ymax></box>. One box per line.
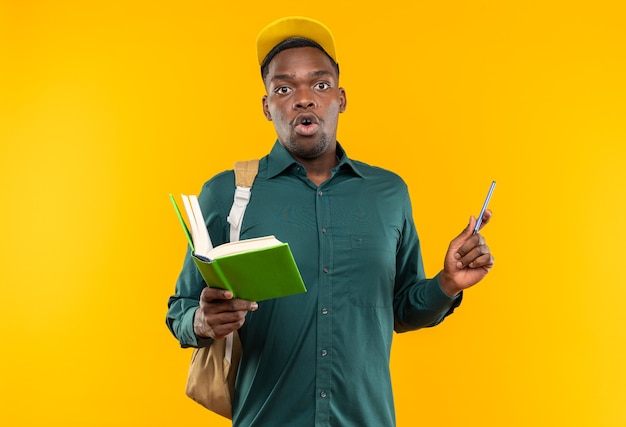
<box><xmin>207</xmin><ymin>235</ymin><xmax>283</xmax><ymax>259</ymax></box>
<box><xmin>188</xmin><ymin>195</ymin><xmax>213</xmax><ymax>256</ymax></box>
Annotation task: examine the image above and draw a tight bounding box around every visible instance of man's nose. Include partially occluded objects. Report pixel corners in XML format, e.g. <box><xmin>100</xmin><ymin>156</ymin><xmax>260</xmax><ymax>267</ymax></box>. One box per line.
<box><xmin>293</xmin><ymin>89</ymin><xmax>316</xmax><ymax>109</ymax></box>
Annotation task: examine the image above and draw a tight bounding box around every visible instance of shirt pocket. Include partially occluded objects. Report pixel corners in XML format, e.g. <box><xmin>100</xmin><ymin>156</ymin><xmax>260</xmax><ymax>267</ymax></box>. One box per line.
<box><xmin>348</xmin><ymin>234</ymin><xmax>396</xmax><ymax>308</ymax></box>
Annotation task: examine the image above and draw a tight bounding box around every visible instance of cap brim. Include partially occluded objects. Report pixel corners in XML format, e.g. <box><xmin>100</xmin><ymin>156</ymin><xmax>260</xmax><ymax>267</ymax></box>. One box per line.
<box><xmin>256</xmin><ymin>16</ymin><xmax>336</xmax><ymax>65</ymax></box>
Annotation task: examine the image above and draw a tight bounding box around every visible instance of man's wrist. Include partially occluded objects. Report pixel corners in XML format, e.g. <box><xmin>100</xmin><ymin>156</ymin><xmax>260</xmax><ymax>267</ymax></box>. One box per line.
<box><xmin>439</xmin><ymin>272</ymin><xmax>462</xmax><ymax>297</ymax></box>
<box><xmin>193</xmin><ymin>306</ymin><xmax>213</xmax><ymax>339</ymax></box>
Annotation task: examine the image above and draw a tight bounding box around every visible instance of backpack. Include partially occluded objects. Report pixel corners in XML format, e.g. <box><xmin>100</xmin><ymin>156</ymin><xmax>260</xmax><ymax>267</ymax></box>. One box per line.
<box><xmin>185</xmin><ymin>159</ymin><xmax>259</xmax><ymax>419</ymax></box>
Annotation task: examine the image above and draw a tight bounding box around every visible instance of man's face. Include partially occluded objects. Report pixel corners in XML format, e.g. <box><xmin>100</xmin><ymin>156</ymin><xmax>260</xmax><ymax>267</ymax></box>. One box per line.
<box><xmin>262</xmin><ymin>46</ymin><xmax>346</xmax><ymax>160</ymax></box>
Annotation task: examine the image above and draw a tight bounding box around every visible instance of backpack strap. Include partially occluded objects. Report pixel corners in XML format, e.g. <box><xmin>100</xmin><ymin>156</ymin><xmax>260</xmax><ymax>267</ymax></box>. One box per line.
<box><xmin>227</xmin><ymin>160</ymin><xmax>260</xmax><ymax>243</ymax></box>
<box><xmin>224</xmin><ymin>159</ymin><xmax>259</xmax><ymax>363</ymax></box>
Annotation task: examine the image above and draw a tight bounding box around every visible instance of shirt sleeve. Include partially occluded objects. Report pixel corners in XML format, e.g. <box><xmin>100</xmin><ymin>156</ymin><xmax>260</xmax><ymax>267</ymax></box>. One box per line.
<box><xmin>165</xmin><ymin>246</ymin><xmax>214</xmax><ymax>348</ymax></box>
<box><xmin>165</xmin><ymin>175</ymin><xmax>233</xmax><ymax>348</ymax></box>
<box><xmin>393</xmin><ymin>190</ymin><xmax>462</xmax><ymax>333</ymax></box>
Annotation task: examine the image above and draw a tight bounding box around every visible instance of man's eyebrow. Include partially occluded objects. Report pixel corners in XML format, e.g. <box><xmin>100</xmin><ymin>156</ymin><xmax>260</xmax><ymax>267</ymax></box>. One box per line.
<box><xmin>309</xmin><ymin>70</ymin><xmax>332</xmax><ymax>78</ymax></box>
<box><xmin>271</xmin><ymin>73</ymin><xmax>296</xmax><ymax>82</ymax></box>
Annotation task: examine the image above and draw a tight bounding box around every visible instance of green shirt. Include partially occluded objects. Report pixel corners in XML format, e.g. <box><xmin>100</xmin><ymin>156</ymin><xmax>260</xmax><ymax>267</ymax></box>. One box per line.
<box><xmin>167</xmin><ymin>142</ymin><xmax>461</xmax><ymax>426</ymax></box>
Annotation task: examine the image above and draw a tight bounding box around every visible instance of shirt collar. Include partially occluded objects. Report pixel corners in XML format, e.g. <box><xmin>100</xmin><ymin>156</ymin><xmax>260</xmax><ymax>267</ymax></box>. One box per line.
<box><xmin>265</xmin><ymin>140</ymin><xmax>365</xmax><ymax>179</ymax></box>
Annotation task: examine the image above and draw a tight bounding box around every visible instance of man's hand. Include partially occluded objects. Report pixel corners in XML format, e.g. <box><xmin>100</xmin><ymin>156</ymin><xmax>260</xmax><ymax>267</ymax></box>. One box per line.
<box><xmin>193</xmin><ymin>287</ymin><xmax>258</xmax><ymax>340</ymax></box>
<box><xmin>439</xmin><ymin>210</ymin><xmax>494</xmax><ymax>297</ymax></box>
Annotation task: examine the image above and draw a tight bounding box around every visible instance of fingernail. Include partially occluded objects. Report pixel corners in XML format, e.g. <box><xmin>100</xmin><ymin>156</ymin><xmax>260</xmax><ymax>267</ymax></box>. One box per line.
<box><xmin>456</xmin><ymin>261</ymin><xmax>463</xmax><ymax>269</ymax></box>
<box><xmin>454</xmin><ymin>253</ymin><xmax>461</xmax><ymax>260</ymax></box>
<box><xmin>250</xmin><ymin>302</ymin><xmax>259</xmax><ymax>311</ymax></box>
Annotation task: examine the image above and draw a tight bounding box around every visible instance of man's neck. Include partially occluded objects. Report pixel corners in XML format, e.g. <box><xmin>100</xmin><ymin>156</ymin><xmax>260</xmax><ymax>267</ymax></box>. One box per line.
<box><xmin>295</xmin><ymin>149</ymin><xmax>339</xmax><ymax>186</ymax></box>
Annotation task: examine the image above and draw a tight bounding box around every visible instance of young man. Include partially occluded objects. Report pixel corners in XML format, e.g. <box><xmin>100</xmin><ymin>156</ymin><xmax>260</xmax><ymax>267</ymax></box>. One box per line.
<box><xmin>167</xmin><ymin>16</ymin><xmax>494</xmax><ymax>426</ymax></box>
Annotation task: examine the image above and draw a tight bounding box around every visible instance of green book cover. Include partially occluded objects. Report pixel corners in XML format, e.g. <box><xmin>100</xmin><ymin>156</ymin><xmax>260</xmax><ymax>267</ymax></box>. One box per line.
<box><xmin>192</xmin><ymin>243</ymin><xmax>307</xmax><ymax>302</ymax></box>
<box><xmin>169</xmin><ymin>193</ymin><xmax>194</xmax><ymax>251</ymax></box>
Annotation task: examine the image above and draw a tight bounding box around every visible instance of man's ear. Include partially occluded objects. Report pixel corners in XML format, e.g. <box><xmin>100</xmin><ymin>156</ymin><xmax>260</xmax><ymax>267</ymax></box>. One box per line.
<box><xmin>339</xmin><ymin>88</ymin><xmax>347</xmax><ymax>113</ymax></box>
<box><xmin>262</xmin><ymin>95</ymin><xmax>272</xmax><ymax>121</ymax></box>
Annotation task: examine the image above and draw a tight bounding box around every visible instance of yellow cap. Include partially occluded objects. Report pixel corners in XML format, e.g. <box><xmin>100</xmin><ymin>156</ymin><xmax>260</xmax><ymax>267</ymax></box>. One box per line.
<box><xmin>256</xmin><ymin>16</ymin><xmax>337</xmax><ymax>66</ymax></box>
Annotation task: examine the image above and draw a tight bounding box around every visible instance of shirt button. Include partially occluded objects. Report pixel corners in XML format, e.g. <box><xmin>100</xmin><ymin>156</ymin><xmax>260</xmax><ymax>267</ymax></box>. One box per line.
<box><xmin>321</xmin><ymin>227</ymin><xmax>327</xmax><ymax>234</ymax></box>
<box><xmin>318</xmin><ymin>191</ymin><xmax>323</xmax><ymax>196</ymax></box>
<box><xmin>320</xmin><ymin>391</ymin><xmax>327</xmax><ymax>398</ymax></box>
<box><xmin>321</xmin><ymin>349</ymin><xmax>328</xmax><ymax>357</ymax></box>
<box><xmin>323</xmin><ymin>267</ymin><xmax>329</xmax><ymax>273</ymax></box>
<box><xmin>321</xmin><ymin>308</ymin><xmax>328</xmax><ymax>315</ymax></box>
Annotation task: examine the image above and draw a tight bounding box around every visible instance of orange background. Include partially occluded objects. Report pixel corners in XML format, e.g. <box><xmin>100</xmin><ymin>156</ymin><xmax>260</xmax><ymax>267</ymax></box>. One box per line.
<box><xmin>1</xmin><ymin>1</ymin><xmax>625</xmax><ymax>426</ymax></box>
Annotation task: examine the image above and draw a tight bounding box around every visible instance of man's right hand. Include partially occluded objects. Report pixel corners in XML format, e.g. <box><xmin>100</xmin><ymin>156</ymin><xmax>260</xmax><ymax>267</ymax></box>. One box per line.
<box><xmin>193</xmin><ymin>287</ymin><xmax>258</xmax><ymax>340</ymax></box>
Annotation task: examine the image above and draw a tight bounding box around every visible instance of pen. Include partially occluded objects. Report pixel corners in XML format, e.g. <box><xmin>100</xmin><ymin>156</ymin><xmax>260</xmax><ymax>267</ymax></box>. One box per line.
<box><xmin>473</xmin><ymin>181</ymin><xmax>496</xmax><ymax>235</ymax></box>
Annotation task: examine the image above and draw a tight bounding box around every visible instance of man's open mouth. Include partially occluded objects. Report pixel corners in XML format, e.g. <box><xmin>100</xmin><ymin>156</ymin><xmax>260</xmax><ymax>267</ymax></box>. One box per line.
<box><xmin>293</xmin><ymin>114</ymin><xmax>320</xmax><ymax>136</ymax></box>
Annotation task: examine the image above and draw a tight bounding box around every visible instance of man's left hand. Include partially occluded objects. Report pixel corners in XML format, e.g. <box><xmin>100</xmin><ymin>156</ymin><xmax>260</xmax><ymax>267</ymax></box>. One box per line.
<box><xmin>439</xmin><ymin>210</ymin><xmax>494</xmax><ymax>297</ymax></box>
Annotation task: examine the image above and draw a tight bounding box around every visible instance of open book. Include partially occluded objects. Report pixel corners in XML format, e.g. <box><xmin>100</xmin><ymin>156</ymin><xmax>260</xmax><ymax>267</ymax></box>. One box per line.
<box><xmin>170</xmin><ymin>194</ymin><xmax>307</xmax><ymax>302</ymax></box>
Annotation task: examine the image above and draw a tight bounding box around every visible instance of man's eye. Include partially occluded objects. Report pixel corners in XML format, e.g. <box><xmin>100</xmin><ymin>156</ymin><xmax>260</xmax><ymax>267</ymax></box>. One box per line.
<box><xmin>275</xmin><ymin>87</ymin><xmax>291</xmax><ymax>94</ymax></box>
<box><xmin>316</xmin><ymin>82</ymin><xmax>330</xmax><ymax>90</ymax></box>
